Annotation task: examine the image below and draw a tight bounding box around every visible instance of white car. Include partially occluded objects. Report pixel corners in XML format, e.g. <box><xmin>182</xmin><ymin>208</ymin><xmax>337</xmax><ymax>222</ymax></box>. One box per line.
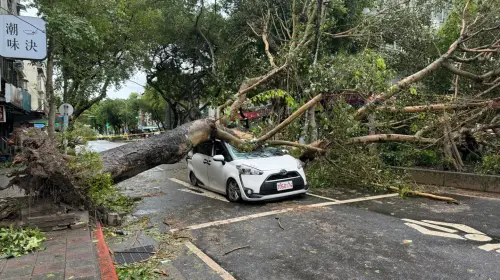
<box><xmin>187</xmin><ymin>140</ymin><xmax>309</xmax><ymax>202</ymax></box>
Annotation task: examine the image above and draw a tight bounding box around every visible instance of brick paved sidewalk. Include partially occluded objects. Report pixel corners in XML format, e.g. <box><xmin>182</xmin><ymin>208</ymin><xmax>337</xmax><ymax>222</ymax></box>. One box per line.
<box><xmin>0</xmin><ymin>227</ymin><xmax>101</xmax><ymax>280</ymax></box>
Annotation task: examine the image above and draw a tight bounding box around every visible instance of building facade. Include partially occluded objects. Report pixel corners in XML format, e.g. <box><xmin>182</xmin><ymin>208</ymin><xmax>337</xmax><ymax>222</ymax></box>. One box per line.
<box><xmin>0</xmin><ymin>0</ymin><xmax>47</xmax><ymax>159</ymax></box>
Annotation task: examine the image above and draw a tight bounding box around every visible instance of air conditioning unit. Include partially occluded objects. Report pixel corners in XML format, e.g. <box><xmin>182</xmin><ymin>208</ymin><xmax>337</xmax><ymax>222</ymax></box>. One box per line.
<box><xmin>14</xmin><ymin>60</ymin><xmax>24</xmax><ymax>71</ymax></box>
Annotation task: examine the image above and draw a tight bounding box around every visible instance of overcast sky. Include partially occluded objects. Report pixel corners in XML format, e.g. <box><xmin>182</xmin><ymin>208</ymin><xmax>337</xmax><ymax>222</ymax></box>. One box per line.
<box><xmin>22</xmin><ymin>1</ymin><xmax>146</xmax><ymax>100</ymax></box>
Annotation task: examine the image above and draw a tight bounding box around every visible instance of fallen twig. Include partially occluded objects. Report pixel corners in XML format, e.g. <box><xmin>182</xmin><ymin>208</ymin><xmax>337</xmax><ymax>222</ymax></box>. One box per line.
<box><xmin>275</xmin><ymin>217</ymin><xmax>285</xmax><ymax>230</ymax></box>
<box><xmin>223</xmin><ymin>245</ymin><xmax>250</xmax><ymax>256</ymax></box>
<box><xmin>153</xmin><ymin>269</ymin><xmax>169</xmax><ymax>276</ymax></box>
<box><xmin>388</xmin><ymin>186</ymin><xmax>458</xmax><ymax>204</ymax></box>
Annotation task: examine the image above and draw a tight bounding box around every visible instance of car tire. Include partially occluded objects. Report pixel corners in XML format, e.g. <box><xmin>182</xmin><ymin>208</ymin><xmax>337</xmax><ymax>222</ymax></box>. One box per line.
<box><xmin>189</xmin><ymin>172</ymin><xmax>199</xmax><ymax>187</ymax></box>
<box><xmin>226</xmin><ymin>179</ymin><xmax>242</xmax><ymax>203</ymax></box>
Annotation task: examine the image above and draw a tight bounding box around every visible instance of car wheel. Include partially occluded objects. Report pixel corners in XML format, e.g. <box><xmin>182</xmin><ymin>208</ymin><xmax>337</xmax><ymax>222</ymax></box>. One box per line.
<box><xmin>226</xmin><ymin>179</ymin><xmax>242</xmax><ymax>203</ymax></box>
<box><xmin>189</xmin><ymin>172</ymin><xmax>199</xmax><ymax>186</ymax></box>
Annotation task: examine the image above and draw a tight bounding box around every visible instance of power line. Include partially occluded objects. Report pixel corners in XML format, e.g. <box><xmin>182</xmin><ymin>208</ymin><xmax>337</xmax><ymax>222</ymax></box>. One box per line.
<box><xmin>0</xmin><ymin>6</ymin><xmax>146</xmax><ymax>90</ymax></box>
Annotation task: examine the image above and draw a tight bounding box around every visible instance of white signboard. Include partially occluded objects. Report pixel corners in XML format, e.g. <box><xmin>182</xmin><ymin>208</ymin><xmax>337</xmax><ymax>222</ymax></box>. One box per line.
<box><xmin>59</xmin><ymin>103</ymin><xmax>74</xmax><ymax>116</ymax></box>
<box><xmin>0</xmin><ymin>15</ymin><xmax>47</xmax><ymax>60</ymax></box>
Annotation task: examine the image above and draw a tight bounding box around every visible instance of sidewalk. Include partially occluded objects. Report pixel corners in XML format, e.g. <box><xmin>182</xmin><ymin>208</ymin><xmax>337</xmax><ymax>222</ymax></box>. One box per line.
<box><xmin>0</xmin><ymin>227</ymin><xmax>101</xmax><ymax>280</ymax></box>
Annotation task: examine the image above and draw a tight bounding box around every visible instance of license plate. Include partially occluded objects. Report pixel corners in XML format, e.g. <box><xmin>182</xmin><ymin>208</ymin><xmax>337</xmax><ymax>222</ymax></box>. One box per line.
<box><xmin>277</xmin><ymin>181</ymin><xmax>293</xmax><ymax>191</ymax></box>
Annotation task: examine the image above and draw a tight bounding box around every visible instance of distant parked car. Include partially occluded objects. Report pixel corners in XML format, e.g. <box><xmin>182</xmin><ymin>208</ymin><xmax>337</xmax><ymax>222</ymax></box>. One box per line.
<box><xmin>187</xmin><ymin>140</ymin><xmax>308</xmax><ymax>202</ymax></box>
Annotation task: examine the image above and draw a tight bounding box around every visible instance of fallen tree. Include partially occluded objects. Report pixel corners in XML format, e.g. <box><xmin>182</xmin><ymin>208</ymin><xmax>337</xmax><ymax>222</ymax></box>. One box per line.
<box><xmin>3</xmin><ymin>0</ymin><xmax>499</xmax><ymax>220</ymax></box>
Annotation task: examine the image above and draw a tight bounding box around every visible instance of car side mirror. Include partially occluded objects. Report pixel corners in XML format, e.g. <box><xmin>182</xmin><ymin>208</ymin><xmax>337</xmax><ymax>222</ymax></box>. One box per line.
<box><xmin>213</xmin><ymin>154</ymin><xmax>225</xmax><ymax>164</ymax></box>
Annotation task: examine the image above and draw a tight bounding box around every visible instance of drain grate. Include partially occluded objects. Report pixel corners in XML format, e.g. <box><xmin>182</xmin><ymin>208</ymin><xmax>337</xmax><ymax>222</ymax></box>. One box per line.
<box><xmin>113</xmin><ymin>245</ymin><xmax>155</xmax><ymax>264</ymax></box>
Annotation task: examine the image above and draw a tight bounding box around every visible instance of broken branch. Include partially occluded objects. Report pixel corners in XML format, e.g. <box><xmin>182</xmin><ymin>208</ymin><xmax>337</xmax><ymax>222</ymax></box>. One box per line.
<box><xmin>346</xmin><ymin>134</ymin><xmax>438</xmax><ymax>145</ymax></box>
<box><xmin>375</xmin><ymin>98</ymin><xmax>500</xmax><ymax>113</ymax></box>
<box><xmin>355</xmin><ymin>38</ymin><xmax>461</xmax><ymax>119</ymax></box>
<box><xmin>223</xmin><ymin>245</ymin><xmax>250</xmax><ymax>256</ymax></box>
<box><xmin>388</xmin><ymin>187</ymin><xmax>458</xmax><ymax>204</ymax></box>
<box><xmin>257</xmin><ymin>94</ymin><xmax>324</xmax><ymax>143</ymax></box>
<box><xmin>267</xmin><ymin>140</ymin><xmax>326</xmax><ymax>153</ymax></box>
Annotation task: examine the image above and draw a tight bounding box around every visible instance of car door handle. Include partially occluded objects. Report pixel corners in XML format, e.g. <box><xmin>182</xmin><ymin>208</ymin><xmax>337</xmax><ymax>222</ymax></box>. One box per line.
<box><xmin>203</xmin><ymin>159</ymin><xmax>211</xmax><ymax>165</ymax></box>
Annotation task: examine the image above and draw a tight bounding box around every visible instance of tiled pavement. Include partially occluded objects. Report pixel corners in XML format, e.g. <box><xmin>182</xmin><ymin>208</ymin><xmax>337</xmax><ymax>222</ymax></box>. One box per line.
<box><xmin>0</xmin><ymin>227</ymin><xmax>101</xmax><ymax>280</ymax></box>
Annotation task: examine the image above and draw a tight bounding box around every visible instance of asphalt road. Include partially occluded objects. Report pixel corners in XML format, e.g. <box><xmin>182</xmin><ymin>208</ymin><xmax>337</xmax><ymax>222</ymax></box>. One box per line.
<box><xmin>91</xmin><ymin>141</ymin><xmax>500</xmax><ymax>280</ymax></box>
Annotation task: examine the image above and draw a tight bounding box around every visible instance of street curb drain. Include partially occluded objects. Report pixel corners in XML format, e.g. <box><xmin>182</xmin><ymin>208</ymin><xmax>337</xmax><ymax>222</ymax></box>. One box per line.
<box><xmin>113</xmin><ymin>245</ymin><xmax>155</xmax><ymax>264</ymax></box>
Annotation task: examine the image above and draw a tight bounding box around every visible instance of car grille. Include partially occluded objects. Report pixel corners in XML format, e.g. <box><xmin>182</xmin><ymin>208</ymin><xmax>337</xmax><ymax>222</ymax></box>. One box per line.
<box><xmin>266</xmin><ymin>171</ymin><xmax>300</xmax><ymax>181</ymax></box>
<box><xmin>259</xmin><ymin>174</ymin><xmax>305</xmax><ymax>195</ymax></box>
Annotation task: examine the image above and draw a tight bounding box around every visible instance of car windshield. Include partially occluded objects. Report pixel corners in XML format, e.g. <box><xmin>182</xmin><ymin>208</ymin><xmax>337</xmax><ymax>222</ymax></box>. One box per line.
<box><xmin>227</xmin><ymin>144</ymin><xmax>284</xmax><ymax>159</ymax></box>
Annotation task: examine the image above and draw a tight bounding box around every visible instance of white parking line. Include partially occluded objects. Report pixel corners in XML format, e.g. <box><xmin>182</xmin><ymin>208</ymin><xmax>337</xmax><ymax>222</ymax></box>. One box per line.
<box><xmin>402</xmin><ymin>219</ymin><xmax>459</xmax><ymax>233</ymax></box>
<box><xmin>185</xmin><ymin>241</ymin><xmax>236</xmax><ymax>280</ymax></box>
<box><xmin>306</xmin><ymin>193</ymin><xmax>339</xmax><ymax>202</ymax></box>
<box><xmin>170</xmin><ymin>193</ymin><xmax>398</xmax><ymax>232</ymax></box>
<box><xmin>404</xmin><ymin>223</ymin><xmax>466</xmax><ymax>240</ymax></box>
<box><xmin>422</xmin><ymin>220</ymin><xmax>485</xmax><ymax>235</ymax></box>
<box><xmin>178</xmin><ymin>188</ymin><xmax>228</xmax><ymax>202</ymax></box>
<box><xmin>170</xmin><ymin>178</ymin><xmax>228</xmax><ymax>202</ymax></box>
<box><xmin>149</xmin><ymin>166</ymin><xmax>164</xmax><ymax>172</ymax></box>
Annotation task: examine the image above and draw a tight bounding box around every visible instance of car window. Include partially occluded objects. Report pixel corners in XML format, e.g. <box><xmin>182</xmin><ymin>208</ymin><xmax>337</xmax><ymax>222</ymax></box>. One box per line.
<box><xmin>196</xmin><ymin>142</ymin><xmax>213</xmax><ymax>156</ymax></box>
<box><xmin>214</xmin><ymin>141</ymin><xmax>230</xmax><ymax>160</ymax></box>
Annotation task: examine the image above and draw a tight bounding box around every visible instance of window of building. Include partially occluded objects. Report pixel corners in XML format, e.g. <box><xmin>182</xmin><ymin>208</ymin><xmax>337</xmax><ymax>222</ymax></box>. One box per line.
<box><xmin>37</xmin><ymin>75</ymin><xmax>43</xmax><ymax>91</ymax></box>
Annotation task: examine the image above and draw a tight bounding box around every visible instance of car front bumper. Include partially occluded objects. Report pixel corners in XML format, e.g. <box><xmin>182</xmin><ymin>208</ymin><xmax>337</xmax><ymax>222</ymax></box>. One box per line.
<box><xmin>238</xmin><ymin>169</ymin><xmax>309</xmax><ymax>201</ymax></box>
<box><xmin>240</xmin><ymin>187</ymin><xmax>309</xmax><ymax>201</ymax></box>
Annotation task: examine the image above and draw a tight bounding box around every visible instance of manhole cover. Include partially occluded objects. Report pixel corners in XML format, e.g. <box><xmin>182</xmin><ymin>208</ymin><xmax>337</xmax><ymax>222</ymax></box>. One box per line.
<box><xmin>113</xmin><ymin>245</ymin><xmax>155</xmax><ymax>264</ymax></box>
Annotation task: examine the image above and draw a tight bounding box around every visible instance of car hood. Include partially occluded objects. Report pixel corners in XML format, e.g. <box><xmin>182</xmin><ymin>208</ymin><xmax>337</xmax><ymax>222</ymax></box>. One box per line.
<box><xmin>234</xmin><ymin>155</ymin><xmax>298</xmax><ymax>171</ymax></box>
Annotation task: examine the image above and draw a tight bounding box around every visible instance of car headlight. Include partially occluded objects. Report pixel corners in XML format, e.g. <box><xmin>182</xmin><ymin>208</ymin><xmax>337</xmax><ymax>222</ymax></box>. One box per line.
<box><xmin>297</xmin><ymin>159</ymin><xmax>304</xmax><ymax>169</ymax></box>
<box><xmin>236</xmin><ymin>165</ymin><xmax>264</xmax><ymax>175</ymax></box>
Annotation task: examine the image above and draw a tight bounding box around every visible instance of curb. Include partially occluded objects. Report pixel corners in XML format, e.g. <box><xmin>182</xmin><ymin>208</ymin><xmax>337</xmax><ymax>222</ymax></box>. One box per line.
<box><xmin>94</xmin><ymin>223</ymin><xmax>118</xmax><ymax>280</ymax></box>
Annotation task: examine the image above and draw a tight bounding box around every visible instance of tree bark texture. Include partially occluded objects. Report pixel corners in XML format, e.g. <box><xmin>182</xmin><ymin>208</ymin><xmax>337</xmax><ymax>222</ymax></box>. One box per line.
<box><xmin>101</xmin><ymin>119</ymin><xmax>215</xmax><ymax>182</ymax></box>
<box><xmin>46</xmin><ymin>39</ymin><xmax>56</xmax><ymax>139</ymax></box>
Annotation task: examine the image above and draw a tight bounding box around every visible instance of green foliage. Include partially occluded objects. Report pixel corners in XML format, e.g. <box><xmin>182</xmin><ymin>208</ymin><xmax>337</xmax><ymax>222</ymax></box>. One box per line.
<box><xmin>88</xmin><ymin>173</ymin><xmax>135</xmax><ymax>214</ymax></box>
<box><xmin>251</xmin><ymin>89</ymin><xmax>297</xmax><ymax>109</ymax></box>
<box><xmin>0</xmin><ymin>162</ymin><xmax>12</xmax><ymax>169</ymax></box>
<box><xmin>306</xmin><ymin>147</ymin><xmax>400</xmax><ymax>190</ymax></box>
<box><xmin>32</xmin><ymin>0</ymin><xmax>162</xmax><ymax>119</ymax></box>
<box><xmin>477</xmin><ymin>155</ymin><xmax>500</xmax><ymax>175</ymax></box>
<box><xmin>308</xmin><ymin>51</ymin><xmax>395</xmax><ymax>96</ymax></box>
<box><xmin>116</xmin><ymin>263</ymin><xmax>157</xmax><ymax>280</ymax></box>
<box><xmin>64</xmin><ymin>122</ymin><xmax>97</xmax><ymax>147</ymax></box>
<box><xmin>68</xmin><ymin>151</ymin><xmax>134</xmax><ymax>214</ymax></box>
<box><xmin>379</xmin><ymin>144</ymin><xmax>441</xmax><ymax>167</ymax></box>
<box><xmin>89</xmin><ymin>96</ymin><xmax>139</xmax><ymax>134</ymax></box>
<box><xmin>303</xmin><ymin>101</ymin><xmax>403</xmax><ymax>189</ymax></box>
<box><xmin>0</xmin><ymin>226</ymin><xmax>45</xmax><ymax>258</ymax></box>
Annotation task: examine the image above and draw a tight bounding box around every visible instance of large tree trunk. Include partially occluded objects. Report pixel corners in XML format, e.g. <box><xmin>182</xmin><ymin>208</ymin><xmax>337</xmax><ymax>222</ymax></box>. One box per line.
<box><xmin>101</xmin><ymin>119</ymin><xmax>214</xmax><ymax>182</ymax></box>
